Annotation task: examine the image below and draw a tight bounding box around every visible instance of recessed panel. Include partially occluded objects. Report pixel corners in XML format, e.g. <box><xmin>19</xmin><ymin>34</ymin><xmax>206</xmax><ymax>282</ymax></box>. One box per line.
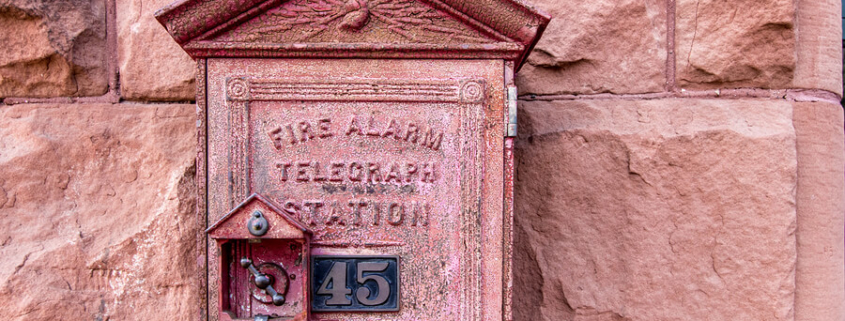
<box><xmin>206</xmin><ymin>58</ymin><xmax>506</xmax><ymax>321</ymax></box>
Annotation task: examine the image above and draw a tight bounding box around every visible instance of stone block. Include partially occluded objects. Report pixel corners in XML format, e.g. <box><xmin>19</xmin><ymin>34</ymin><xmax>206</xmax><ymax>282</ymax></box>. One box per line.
<box><xmin>675</xmin><ymin>0</ymin><xmax>796</xmax><ymax>89</ymax></box>
<box><xmin>516</xmin><ymin>0</ymin><xmax>667</xmax><ymax>95</ymax></box>
<box><xmin>793</xmin><ymin>0</ymin><xmax>843</xmax><ymax>95</ymax></box>
<box><xmin>513</xmin><ymin>98</ymin><xmax>797</xmax><ymax>320</ymax></box>
<box><xmin>117</xmin><ymin>0</ymin><xmax>196</xmax><ymax>101</ymax></box>
<box><xmin>0</xmin><ymin>1</ymin><xmax>108</xmax><ymax>98</ymax></box>
<box><xmin>793</xmin><ymin>101</ymin><xmax>845</xmax><ymax>321</ymax></box>
<box><xmin>0</xmin><ymin>103</ymin><xmax>196</xmax><ymax>320</ymax></box>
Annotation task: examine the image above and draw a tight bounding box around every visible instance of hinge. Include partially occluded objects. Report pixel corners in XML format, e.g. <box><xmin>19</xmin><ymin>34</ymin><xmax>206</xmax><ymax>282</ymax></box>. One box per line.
<box><xmin>506</xmin><ymin>86</ymin><xmax>518</xmax><ymax>137</ymax></box>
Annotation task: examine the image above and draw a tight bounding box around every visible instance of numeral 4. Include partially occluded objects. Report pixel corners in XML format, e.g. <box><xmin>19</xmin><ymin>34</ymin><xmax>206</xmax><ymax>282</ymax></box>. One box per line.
<box><xmin>316</xmin><ymin>262</ymin><xmax>352</xmax><ymax>305</ymax></box>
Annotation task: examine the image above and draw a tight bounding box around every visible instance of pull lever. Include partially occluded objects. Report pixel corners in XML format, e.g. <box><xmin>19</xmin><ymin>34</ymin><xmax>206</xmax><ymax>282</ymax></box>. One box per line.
<box><xmin>240</xmin><ymin>258</ymin><xmax>286</xmax><ymax>306</ymax></box>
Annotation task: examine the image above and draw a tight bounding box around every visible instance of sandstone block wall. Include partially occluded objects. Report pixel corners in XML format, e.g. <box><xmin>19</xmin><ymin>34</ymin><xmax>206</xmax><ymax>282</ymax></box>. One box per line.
<box><xmin>0</xmin><ymin>0</ymin><xmax>842</xmax><ymax>320</ymax></box>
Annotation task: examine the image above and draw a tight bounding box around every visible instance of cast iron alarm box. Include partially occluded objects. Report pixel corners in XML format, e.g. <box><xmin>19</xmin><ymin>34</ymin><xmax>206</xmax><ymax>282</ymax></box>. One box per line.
<box><xmin>155</xmin><ymin>0</ymin><xmax>549</xmax><ymax>320</ymax></box>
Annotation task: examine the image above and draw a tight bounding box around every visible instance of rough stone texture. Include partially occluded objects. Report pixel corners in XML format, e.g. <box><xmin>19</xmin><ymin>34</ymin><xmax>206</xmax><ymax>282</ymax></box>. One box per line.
<box><xmin>515</xmin><ymin>0</ymin><xmax>667</xmax><ymax>95</ymax></box>
<box><xmin>0</xmin><ymin>1</ymin><xmax>108</xmax><ymax>98</ymax></box>
<box><xmin>117</xmin><ymin>0</ymin><xmax>196</xmax><ymax>101</ymax></box>
<box><xmin>0</xmin><ymin>0</ymin><xmax>842</xmax><ymax>319</ymax></box>
<box><xmin>793</xmin><ymin>102</ymin><xmax>845</xmax><ymax>321</ymax></box>
<box><xmin>0</xmin><ymin>103</ymin><xmax>196</xmax><ymax>320</ymax></box>
<box><xmin>793</xmin><ymin>0</ymin><xmax>843</xmax><ymax>96</ymax></box>
<box><xmin>675</xmin><ymin>0</ymin><xmax>796</xmax><ymax>89</ymax></box>
<box><xmin>513</xmin><ymin>98</ymin><xmax>797</xmax><ymax>320</ymax></box>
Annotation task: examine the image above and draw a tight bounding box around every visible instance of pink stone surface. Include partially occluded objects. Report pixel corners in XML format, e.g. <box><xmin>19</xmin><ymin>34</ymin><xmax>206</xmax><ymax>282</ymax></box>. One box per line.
<box><xmin>793</xmin><ymin>101</ymin><xmax>845</xmax><ymax>321</ymax></box>
<box><xmin>514</xmin><ymin>98</ymin><xmax>797</xmax><ymax>320</ymax></box>
<box><xmin>117</xmin><ymin>0</ymin><xmax>196</xmax><ymax>101</ymax></box>
<box><xmin>0</xmin><ymin>0</ymin><xmax>108</xmax><ymax>98</ymax></box>
<box><xmin>516</xmin><ymin>0</ymin><xmax>667</xmax><ymax>95</ymax></box>
<box><xmin>0</xmin><ymin>0</ymin><xmax>841</xmax><ymax>319</ymax></box>
<box><xmin>794</xmin><ymin>0</ymin><xmax>843</xmax><ymax>96</ymax></box>
<box><xmin>0</xmin><ymin>103</ymin><xmax>197</xmax><ymax>320</ymax></box>
<box><xmin>675</xmin><ymin>0</ymin><xmax>796</xmax><ymax>89</ymax></box>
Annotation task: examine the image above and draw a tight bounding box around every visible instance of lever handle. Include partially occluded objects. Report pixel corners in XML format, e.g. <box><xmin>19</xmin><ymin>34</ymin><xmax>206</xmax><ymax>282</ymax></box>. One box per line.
<box><xmin>240</xmin><ymin>258</ymin><xmax>286</xmax><ymax>306</ymax></box>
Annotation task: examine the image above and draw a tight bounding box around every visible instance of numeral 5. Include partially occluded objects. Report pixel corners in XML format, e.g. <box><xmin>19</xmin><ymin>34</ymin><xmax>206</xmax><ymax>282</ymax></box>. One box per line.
<box><xmin>356</xmin><ymin>262</ymin><xmax>389</xmax><ymax>305</ymax></box>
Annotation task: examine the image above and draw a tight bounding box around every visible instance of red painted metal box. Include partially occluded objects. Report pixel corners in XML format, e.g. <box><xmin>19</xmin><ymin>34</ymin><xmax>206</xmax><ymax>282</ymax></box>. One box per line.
<box><xmin>155</xmin><ymin>1</ymin><xmax>548</xmax><ymax>320</ymax></box>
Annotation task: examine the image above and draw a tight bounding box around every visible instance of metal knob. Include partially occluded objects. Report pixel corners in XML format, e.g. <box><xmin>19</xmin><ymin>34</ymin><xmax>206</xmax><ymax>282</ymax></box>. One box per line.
<box><xmin>254</xmin><ymin>274</ymin><xmax>271</xmax><ymax>289</ymax></box>
<box><xmin>240</xmin><ymin>258</ymin><xmax>286</xmax><ymax>306</ymax></box>
<box><xmin>247</xmin><ymin>211</ymin><xmax>269</xmax><ymax>236</ymax></box>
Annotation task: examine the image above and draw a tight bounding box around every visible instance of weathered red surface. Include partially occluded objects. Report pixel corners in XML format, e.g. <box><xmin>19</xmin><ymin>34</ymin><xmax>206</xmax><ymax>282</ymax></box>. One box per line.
<box><xmin>155</xmin><ymin>0</ymin><xmax>543</xmax><ymax>319</ymax></box>
<box><xmin>205</xmin><ymin>58</ymin><xmax>505</xmax><ymax>320</ymax></box>
<box><xmin>502</xmin><ymin>60</ymin><xmax>517</xmax><ymax>321</ymax></box>
<box><xmin>155</xmin><ymin>0</ymin><xmax>549</xmax><ymax>70</ymax></box>
<box><xmin>196</xmin><ymin>58</ymin><xmax>210</xmax><ymax>321</ymax></box>
<box><xmin>208</xmin><ymin>194</ymin><xmax>312</xmax><ymax>320</ymax></box>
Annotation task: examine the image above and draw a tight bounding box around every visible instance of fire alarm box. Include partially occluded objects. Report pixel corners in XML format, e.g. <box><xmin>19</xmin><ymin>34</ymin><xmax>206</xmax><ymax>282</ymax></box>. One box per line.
<box><xmin>155</xmin><ymin>0</ymin><xmax>549</xmax><ymax>320</ymax></box>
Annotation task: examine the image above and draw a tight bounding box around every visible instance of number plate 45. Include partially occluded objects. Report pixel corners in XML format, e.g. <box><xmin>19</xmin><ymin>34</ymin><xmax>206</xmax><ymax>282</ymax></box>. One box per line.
<box><xmin>312</xmin><ymin>256</ymin><xmax>400</xmax><ymax>312</ymax></box>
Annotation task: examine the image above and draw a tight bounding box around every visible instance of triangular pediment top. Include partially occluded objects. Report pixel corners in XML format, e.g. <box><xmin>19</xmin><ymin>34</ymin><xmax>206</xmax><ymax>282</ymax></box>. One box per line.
<box><xmin>207</xmin><ymin>193</ymin><xmax>311</xmax><ymax>239</ymax></box>
<box><xmin>156</xmin><ymin>0</ymin><xmax>549</xmax><ymax>69</ymax></box>
<box><xmin>204</xmin><ymin>0</ymin><xmax>506</xmax><ymax>46</ymax></box>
